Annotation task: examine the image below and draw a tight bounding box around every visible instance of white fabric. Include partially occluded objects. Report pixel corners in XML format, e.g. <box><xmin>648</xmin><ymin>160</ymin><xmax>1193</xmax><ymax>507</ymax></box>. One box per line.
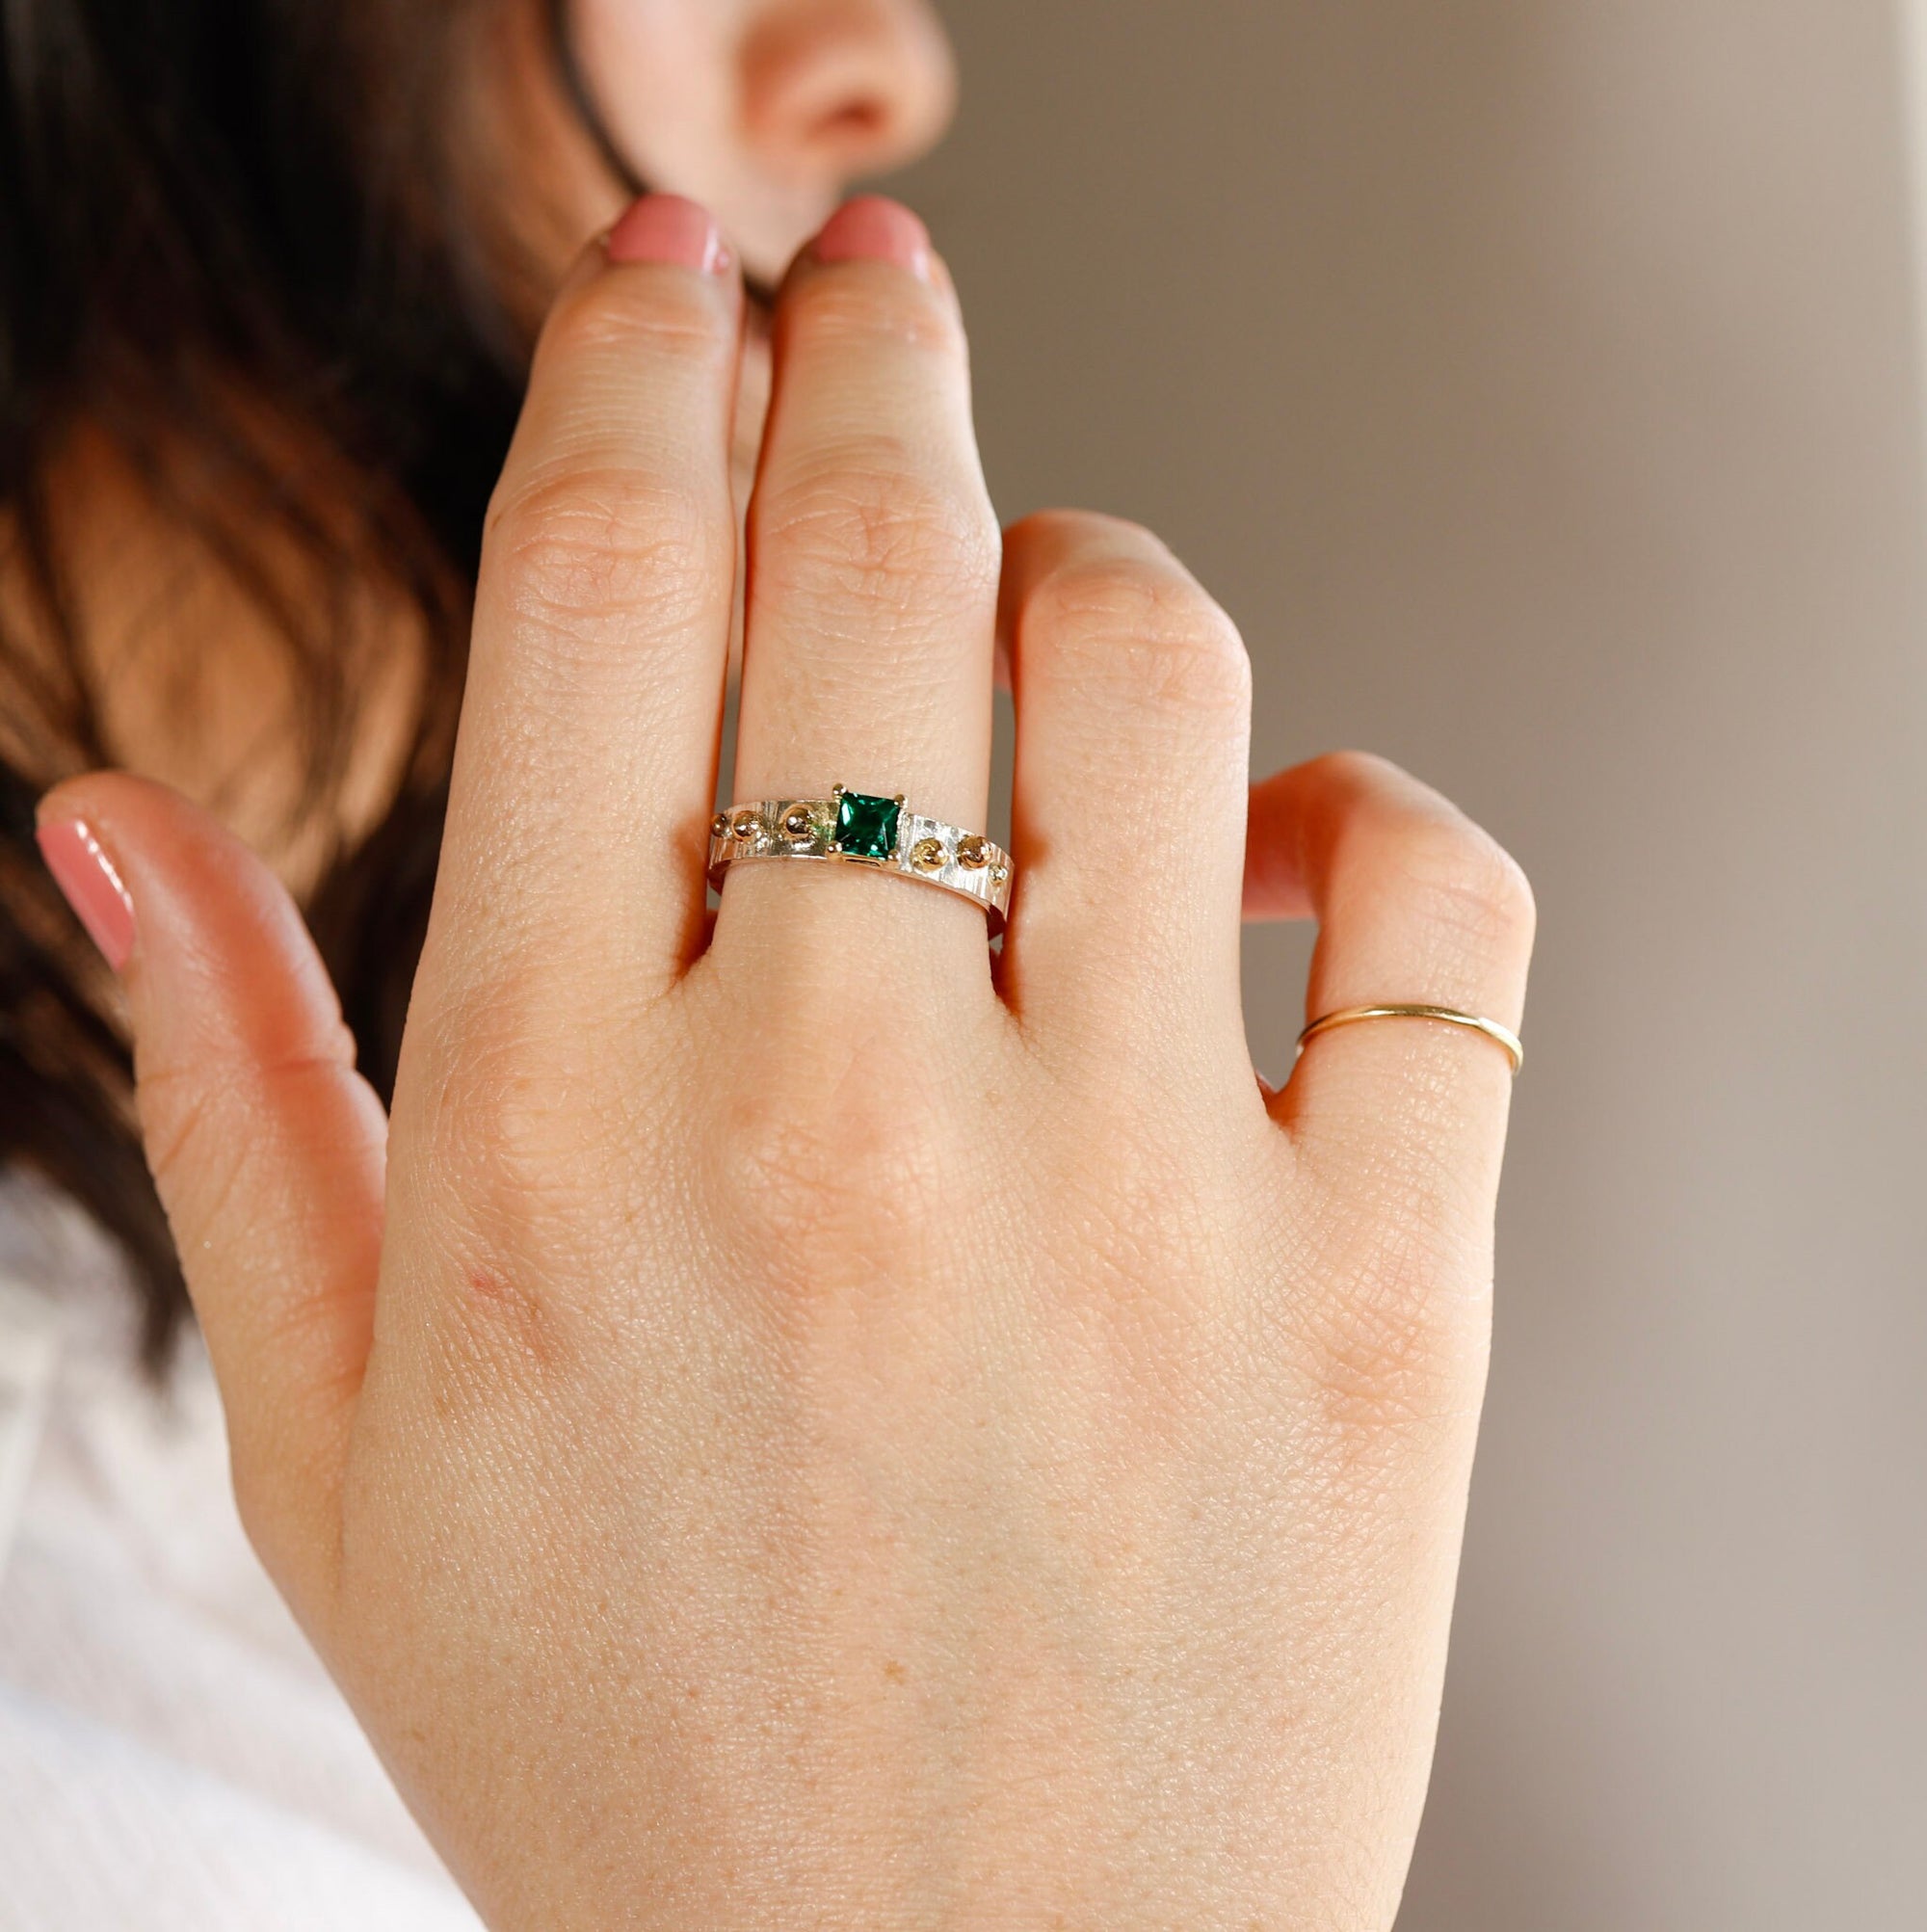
<box><xmin>0</xmin><ymin>1175</ymin><xmax>482</xmax><ymax>1930</ymax></box>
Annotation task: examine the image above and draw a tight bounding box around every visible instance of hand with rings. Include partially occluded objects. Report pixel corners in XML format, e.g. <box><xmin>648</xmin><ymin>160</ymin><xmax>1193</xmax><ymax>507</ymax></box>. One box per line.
<box><xmin>37</xmin><ymin>195</ymin><xmax>1535</xmax><ymax>1929</ymax></box>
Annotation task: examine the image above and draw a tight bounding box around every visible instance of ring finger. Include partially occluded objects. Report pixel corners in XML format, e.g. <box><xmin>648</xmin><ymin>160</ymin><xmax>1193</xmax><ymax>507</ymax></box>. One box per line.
<box><xmin>721</xmin><ymin>198</ymin><xmax>1002</xmax><ymax>965</ymax></box>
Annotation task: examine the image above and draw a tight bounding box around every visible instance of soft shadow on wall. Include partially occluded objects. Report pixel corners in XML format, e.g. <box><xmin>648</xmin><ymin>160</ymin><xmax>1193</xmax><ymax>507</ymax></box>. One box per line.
<box><xmin>898</xmin><ymin>3</ymin><xmax>1927</xmax><ymax>1927</ymax></box>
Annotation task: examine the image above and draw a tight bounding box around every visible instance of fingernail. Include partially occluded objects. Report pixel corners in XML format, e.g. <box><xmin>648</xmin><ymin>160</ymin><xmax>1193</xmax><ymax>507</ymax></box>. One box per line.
<box><xmin>36</xmin><ymin>818</ymin><xmax>135</xmax><ymax>970</ymax></box>
<box><xmin>810</xmin><ymin>196</ymin><xmax>935</xmax><ymax>279</ymax></box>
<box><xmin>606</xmin><ymin>194</ymin><xmax>731</xmax><ymax>273</ymax></box>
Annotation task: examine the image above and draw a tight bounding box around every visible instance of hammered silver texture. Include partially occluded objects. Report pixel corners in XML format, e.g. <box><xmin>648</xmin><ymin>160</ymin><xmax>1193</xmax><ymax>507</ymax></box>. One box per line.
<box><xmin>706</xmin><ymin>797</ymin><xmax>1013</xmax><ymax>936</ymax></box>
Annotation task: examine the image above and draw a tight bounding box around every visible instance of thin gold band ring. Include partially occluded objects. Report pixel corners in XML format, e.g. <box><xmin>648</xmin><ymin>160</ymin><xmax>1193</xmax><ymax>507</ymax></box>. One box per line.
<box><xmin>1296</xmin><ymin>1005</ymin><xmax>1524</xmax><ymax>1076</ymax></box>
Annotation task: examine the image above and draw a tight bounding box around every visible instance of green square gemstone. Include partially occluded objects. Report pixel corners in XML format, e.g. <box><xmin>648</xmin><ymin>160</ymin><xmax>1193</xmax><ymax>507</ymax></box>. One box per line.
<box><xmin>835</xmin><ymin>790</ymin><xmax>900</xmax><ymax>860</ymax></box>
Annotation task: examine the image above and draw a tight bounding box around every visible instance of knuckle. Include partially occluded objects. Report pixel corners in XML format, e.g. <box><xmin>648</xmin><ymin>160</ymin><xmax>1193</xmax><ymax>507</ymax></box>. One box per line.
<box><xmin>138</xmin><ymin>1040</ymin><xmax>355</xmax><ymax>1248</ymax></box>
<box><xmin>403</xmin><ymin>1017</ymin><xmax>633</xmax><ymax>1381</ymax></box>
<box><xmin>755</xmin><ymin>447</ymin><xmax>999</xmax><ymax>612</ymax></box>
<box><xmin>1004</xmin><ymin>506</ymin><xmax>1125</xmax><ymax>550</ymax></box>
<box><xmin>413</xmin><ymin>995</ymin><xmax>600</xmax><ymax>1229</ymax></box>
<box><xmin>715</xmin><ymin>1092</ymin><xmax>858</xmax><ymax>1253</ymax></box>
<box><xmin>539</xmin><ymin>270</ymin><xmax>724</xmax><ymax>373</ymax></box>
<box><xmin>1310</xmin><ymin>751</ymin><xmax>1537</xmax><ymax>963</ymax></box>
<box><xmin>700</xmin><ymin>1039</ymin><xmax>958</xmax><ymax>1293</ymax></box>
<box><xmin>137</xmin><ymin>1064</ymin><xmax>237</xmax><ymax>1225</ymax></box>
<box><xmin>1295</xmin><ymin>1224</ymin><xmax>1492</xmax><ymax>1446</ymax></box>
<box><xmin>1026</xmin><ymin>553</ymin><xmax>1251</xmax><ymax>714</ymax></box>
<box><xmin>1384</xmin><ymin>814</ymin><xmax>1537</xmax><ymax>961</ymax></box>
<box><xmin>485</xmin><ymin>463</ymin><xmax>725</xmax><ymax>624</ymax></box>
<box><xmin>1306</xmin><ymin>746</ymin><xmax>1398</xmax><ymax>793</ymax></box>
<box><xmin>785</xmin><ymin>268</ymin><xmax>966</xmax><ymax>363</ymax></box>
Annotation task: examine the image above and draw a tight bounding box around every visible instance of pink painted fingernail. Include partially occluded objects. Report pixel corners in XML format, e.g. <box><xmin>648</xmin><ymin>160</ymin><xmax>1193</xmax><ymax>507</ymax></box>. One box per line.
<box><xmin>37</xmin><ymin>818</ymin><xmax>135</xmax><ymax>970</ymax></box>
<box><xmin>606</xmin><ymin>194</ymin><xmax>731</xmax><ymax>273</ymax></box>
<box><xmin>811</xmin><ymin>196</ymin><xmax>935</xmax><ymax>279</ymax></box>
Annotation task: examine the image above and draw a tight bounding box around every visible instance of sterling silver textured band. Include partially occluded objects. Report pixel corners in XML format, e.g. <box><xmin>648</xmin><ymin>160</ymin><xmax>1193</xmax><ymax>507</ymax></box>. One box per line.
<box><xmin>707</xmin><ymin>786</ymin><xmax>1014</xmax><ymax>935</ymax></box>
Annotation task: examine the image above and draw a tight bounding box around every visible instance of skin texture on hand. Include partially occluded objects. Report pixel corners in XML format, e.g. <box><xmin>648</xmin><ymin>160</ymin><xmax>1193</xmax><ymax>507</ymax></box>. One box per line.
<box><xmin>37</xmin><ymin>195</ymin><xmax>1534</xmax><ymax>1930</ymax></box>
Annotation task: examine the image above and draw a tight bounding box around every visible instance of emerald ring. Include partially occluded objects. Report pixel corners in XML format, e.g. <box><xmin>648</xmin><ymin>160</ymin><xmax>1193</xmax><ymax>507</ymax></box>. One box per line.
<box><xmin>707</xmin><ymin>786</ymin><xmax>1014</xmax><ymax>935</ymax></box>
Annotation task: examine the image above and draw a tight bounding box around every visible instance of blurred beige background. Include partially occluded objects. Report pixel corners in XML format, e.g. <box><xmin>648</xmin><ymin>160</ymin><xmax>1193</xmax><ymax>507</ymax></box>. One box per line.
<box><xmin>900</xmin><ymin>2</ymin><xmax>1927</xmax><ymax>1923</ymax></box>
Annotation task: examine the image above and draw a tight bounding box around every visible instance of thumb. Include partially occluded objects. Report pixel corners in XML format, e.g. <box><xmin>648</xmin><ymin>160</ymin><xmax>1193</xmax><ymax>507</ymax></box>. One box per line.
<box><xmin>36</xmin><ymin>773</ymin><xmax>384</xmax><ymax>1620</ymax></box>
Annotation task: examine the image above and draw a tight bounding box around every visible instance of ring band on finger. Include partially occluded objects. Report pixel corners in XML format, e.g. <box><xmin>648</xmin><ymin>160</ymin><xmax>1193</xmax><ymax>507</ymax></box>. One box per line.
<box><xmin>708</xmin><ymin>786</ymin><xmax>1014</xmax><ymax>935</ymax></box>
<box><xmin>1296</xmin><ymin>1005</ymin><xmax>1524</xmax><ymax>1075</ymax></box>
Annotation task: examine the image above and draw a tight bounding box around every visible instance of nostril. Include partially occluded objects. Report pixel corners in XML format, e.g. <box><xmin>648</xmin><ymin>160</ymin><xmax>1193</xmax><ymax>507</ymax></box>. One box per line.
<box><xmin>818</xmin><ymin>96</ymin><xmax>888</xmax><ymax>142</ymax></box>
<box><xmin>738</xmin><ymin>1</ymin><xmax>956</xmax><ymax>174</ymax></box>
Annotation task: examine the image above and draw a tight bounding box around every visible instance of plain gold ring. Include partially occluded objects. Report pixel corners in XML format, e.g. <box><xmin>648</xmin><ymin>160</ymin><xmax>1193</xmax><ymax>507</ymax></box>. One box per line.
<box><xmin>1296</xmin><ymin>1004</ymin><xmax>1524</xmax><ymax>1076</ymax></box>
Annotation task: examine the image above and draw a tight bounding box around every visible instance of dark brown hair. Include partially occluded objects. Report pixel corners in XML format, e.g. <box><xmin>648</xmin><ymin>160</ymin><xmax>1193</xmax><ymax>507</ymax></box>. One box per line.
<box><xmin>0</xmin><ymin>0</ymin><xmax>620</xmax><ymax>1362</ymax></box>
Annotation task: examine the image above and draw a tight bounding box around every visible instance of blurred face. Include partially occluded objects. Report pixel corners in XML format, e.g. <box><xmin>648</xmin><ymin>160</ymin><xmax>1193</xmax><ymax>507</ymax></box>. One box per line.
<box><xmin>493</xmin><ymin>0</ymin><xmax>958</xmax><ymax>516</ymax></box>
<box><xmin>41</xmin><ymin>0</ymin><xmax>959</xmax><ymax>887</ymax></box>
<box><xmin>568</xmin><ymin>0</ymin><xmax>957</xmax><ymax>281</ymax></box>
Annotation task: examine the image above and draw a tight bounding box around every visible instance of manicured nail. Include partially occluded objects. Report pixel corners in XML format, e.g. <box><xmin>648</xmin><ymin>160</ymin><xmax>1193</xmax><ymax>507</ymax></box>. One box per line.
<box><xmin>37</xmin><ymin>818</ymin><xmax>135</xmax><ymax>970</ymax></box>
<box><xmin>606</xmin><ymin>194</ymin><xmax>731</xmax><ymax>273</ymax></box>
<box><xmin>811</xmin><ymin>196</ymin><xmax>935</xmax><ymax>279</ymax></box>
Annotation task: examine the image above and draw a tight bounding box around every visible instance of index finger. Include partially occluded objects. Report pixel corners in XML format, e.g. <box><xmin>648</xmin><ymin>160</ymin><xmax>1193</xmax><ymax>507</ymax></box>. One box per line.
<box><xmin>424</xmin><ymin>196</ymin><xmax>743</xmax><ymax>1020</ymax></box>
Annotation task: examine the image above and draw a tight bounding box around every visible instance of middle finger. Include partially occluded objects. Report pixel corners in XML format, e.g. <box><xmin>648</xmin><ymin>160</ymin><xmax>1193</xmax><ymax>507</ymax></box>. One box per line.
<box><xmin>723</xmin><ymin>198</ymin><xmax>1001</xmax><ymax>962</ymax></box>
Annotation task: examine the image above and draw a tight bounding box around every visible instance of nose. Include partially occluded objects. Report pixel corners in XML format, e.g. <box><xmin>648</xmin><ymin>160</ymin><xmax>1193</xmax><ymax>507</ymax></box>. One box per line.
<box><xmin>737</xmin><ymin>0</ymin><xmax>957</xmax><ymax>187</ymax></box>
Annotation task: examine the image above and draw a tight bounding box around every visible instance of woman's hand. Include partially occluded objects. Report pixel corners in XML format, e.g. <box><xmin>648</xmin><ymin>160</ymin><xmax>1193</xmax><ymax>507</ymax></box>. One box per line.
<box><xmin>39</xmin><ymin>195</ymin><xmax>1533</xmax><ymax>1929</ymax></box>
